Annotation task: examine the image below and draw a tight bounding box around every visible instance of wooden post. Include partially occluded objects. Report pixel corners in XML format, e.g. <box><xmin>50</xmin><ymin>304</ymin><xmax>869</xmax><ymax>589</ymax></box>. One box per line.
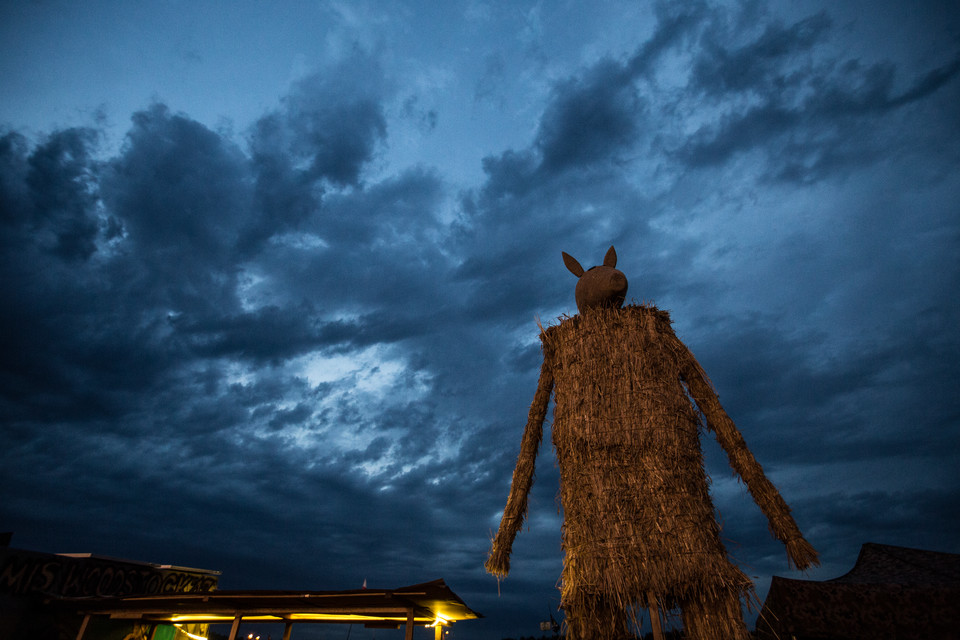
<box><xmin>404</xmin><ymin>609</ymin><xmax>415</xmax><ymax>640</ymax></box>
<box><xmin>281</xmin><ymin>621</ymin><xmax>293</xmax><ymax>640</ymax></box>
<box><xmin>74</xmin><ymin>614</ymin><xmax>90</xmax><ymax>640</ymax></box>
<box><xmin>435</xmin><ymin>623</ymin><xmax>443</xmax><ymax>640</ymax></box>
<box><xmin>227</xmin><ymin>616</ymin><xmax>242</xmax><ymax>640</ymax></box>
<box><xmin>647</xmin><ymin>591</ymin><xmax>665</xmax><ymax>640</ymax></box>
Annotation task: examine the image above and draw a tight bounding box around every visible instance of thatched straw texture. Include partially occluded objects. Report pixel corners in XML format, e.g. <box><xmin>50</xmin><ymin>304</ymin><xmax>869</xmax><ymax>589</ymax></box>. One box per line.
<box><xmin>486</xmin><ymin>355</ymin><xmax>553</xmax><ymax>579</ymax></box>
<box><xmin>487</xmin><ymin>304</ymin><xmax>818</xmax><ymax>639</ymax></box>
<box><xmin>546</xmin><ymin>305</ymin><xmax>752</xmax><ymax>617</ymax></box>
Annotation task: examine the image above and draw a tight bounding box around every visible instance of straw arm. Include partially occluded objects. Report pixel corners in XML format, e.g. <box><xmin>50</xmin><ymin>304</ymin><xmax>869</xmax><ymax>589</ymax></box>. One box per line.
<box><xmin>677</xmin><ymin>351</ymin><xmax>820</xmax><ymax>571</ymax></box>
<box><xmin>485</xmin><ymin>354</ymin><xmax>554</xmax><ymax>579</ymax></box>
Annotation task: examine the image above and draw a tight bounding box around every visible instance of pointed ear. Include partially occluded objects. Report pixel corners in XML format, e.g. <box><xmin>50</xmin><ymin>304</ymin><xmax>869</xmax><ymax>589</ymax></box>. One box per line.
<box><xmin>603</xmin><ymin>245</ymin><xmax>617</xmax><ymax>268</ymax></box>
<box><xmin>562</xmin><ymin>251</ymin><xmax>584</xmax><ymax>277</ymax></box>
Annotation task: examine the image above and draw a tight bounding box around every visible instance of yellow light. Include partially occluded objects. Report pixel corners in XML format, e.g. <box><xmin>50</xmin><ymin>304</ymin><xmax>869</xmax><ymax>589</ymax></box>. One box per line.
<box><xmin>428</xmin><ymin>613</ymin><xmax>452</xmax><ymax>628</ymax></box>
<box><xmin>170</xmin><ymin>615</ymin><xmax>285</xmax><ymax>623</ymax></box>
<box><xmin>170</xmin><ymin>612</ymin><xmax>436</xmax><ymax>623</ymax></box>
<box><xmin>286</xmin><ymin>613</ymin><xmax>433</xmax><ymax>622</ymax></box>
<box><xmin>173</xmin><ymin>625</ymin><xmax>208</xmax><ymax>640</ymax></box>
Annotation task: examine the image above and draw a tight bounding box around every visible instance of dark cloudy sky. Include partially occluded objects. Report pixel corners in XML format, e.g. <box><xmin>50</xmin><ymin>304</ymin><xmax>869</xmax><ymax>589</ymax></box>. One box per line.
<box><xmin>2</xmin><ymin>0</ymin><xmax>959</xmax><ymax>638</ymax></box>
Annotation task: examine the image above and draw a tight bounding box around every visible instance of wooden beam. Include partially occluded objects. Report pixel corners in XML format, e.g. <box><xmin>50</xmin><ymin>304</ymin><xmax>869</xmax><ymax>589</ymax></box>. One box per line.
<box><xmin>74</xmin><ymin>614</ymin><xmax>90</xmax><ymax>640</ymax></box>
<box><xmin>404</xmin><ymin>609</ymin><xmax>415</xmax><ymax>640</ymax></box>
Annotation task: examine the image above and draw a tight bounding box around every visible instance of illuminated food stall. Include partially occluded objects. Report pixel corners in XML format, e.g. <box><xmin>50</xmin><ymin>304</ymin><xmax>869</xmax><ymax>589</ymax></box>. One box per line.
<box><xmin>1</xmin><ymin>540</ymin><xmax>479</xmax><ymax>640</ymax></box>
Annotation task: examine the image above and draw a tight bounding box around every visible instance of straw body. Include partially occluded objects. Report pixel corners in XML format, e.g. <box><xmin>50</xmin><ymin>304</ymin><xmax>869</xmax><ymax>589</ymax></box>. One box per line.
<box><xmin>547</xmin><ymin>306</ymin><xmax>752</xmax><ymax>617</ymax></box>
<box><xmin>487</xmin><ymin>305</ymin><xmax>817</xmax><ymax>639</ymax></box>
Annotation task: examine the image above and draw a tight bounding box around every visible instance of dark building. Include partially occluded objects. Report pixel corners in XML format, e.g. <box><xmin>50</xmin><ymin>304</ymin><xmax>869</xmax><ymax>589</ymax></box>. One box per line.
<box><xmin>0</xmin><ymin>537</ymin><xmax>219</xmax><ymax>640</ymax></box>
<box><xmin>756</xmin><ymin>542</ymin><xmax>960</xmax><ymax>640</ymax></box>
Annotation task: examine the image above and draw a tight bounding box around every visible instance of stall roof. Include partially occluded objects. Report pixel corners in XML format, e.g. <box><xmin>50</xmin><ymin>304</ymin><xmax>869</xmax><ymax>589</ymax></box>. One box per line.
<box><xmin>57</xmin><ymin>578</ymin><xmax>480</xmax><ymax>628</ymax></box>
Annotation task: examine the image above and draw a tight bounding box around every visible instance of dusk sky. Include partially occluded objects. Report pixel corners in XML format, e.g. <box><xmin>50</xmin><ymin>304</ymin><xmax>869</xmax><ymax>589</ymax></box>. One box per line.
<box><xmin>2</xmin><ymin>1</ymin><xmax>959</xmax><ymax>638</ymax></box>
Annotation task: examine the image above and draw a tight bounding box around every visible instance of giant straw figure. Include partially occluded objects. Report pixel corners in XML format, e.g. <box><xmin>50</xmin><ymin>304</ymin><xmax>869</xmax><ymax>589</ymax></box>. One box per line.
<box><xmin>486</xmin><ymin>246</ymin><xmax>818</xmax><ymax>639</ymax></box>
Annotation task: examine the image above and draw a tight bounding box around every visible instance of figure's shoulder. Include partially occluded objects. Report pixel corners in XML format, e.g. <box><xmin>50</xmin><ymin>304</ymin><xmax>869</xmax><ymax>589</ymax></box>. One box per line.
<box><xmin>624</xmin><ymin>302</ymin><xmax>671</xmax><ymax>321</ymax></box>
<box><xmin>539</xmin><ymin>304</ymin><xmax>674</xmax><ymax>344</ymax></box>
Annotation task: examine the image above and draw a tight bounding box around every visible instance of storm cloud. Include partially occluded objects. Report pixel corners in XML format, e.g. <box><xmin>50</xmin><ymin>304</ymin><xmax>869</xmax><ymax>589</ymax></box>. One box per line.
<box><xmin>2</xmin><ymin>1</ymin><xmax>959</xmax><ymax>638</ymax></box>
